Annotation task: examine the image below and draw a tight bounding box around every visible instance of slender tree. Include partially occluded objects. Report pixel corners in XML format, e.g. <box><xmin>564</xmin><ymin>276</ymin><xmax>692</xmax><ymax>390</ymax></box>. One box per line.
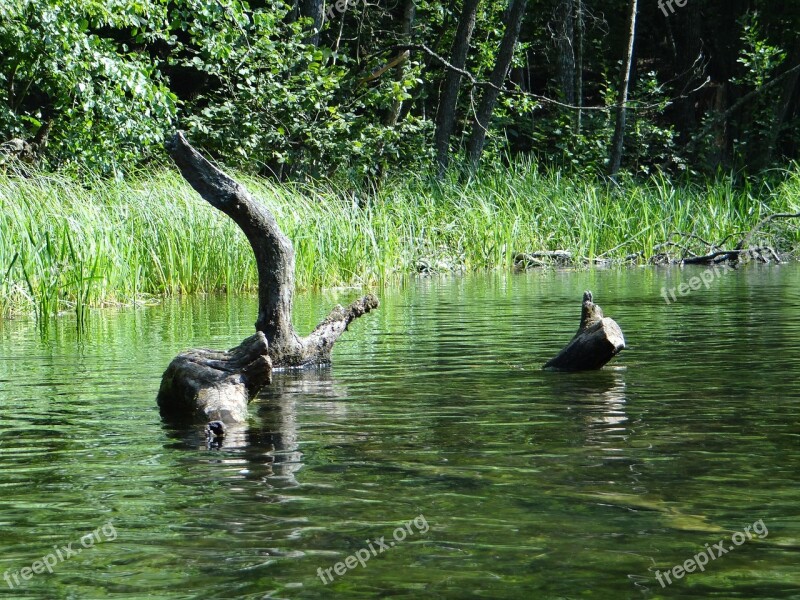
<box><xmin>434</xmin><ymin>0</ymin><xmax>481</xmax><ymax>174</ymax></box>
<box><xmin>465</xmin><ymin>0</ymin><xmax>529</xmax><ymax>166</ymax></box>
<box><xmin>384</xmin><ymin>0</ymin><xmax>417</xmax><ymax>126</ymax></box>
<box><xmin>608</xmin><ymin>0</ymin><xmax>638</xmax><ymax>176</ymax></box>
<box><xmin>575</xmin><ymin>0</ymin><xmax>584</xmax><ymax>132</ymax></box>
<box><xmin>300</xmin><ymin>0</ymin><xmax>325</xmax><ymax>46</ymax></box>
<box><xmin>761</xmin><ymin>45</ymin><xmax>800</xmax><ymax>168</ymax></box>
<box><xmin>555</xmin><ymin>0</ymin><xmax>575</xmax><ymax>105</ymax></box>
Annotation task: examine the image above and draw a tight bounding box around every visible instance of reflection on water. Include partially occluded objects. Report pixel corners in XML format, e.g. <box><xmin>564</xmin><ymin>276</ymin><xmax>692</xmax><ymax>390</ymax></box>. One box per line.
<box><xmin>0</xmin><ymin>266</ymin><xmax>799</xmax><ymax>599</ymax></box>
<box><xmin>555</xmin><ymin>370</ymin><xmax>629</xmax><ymax>446</ymax></box>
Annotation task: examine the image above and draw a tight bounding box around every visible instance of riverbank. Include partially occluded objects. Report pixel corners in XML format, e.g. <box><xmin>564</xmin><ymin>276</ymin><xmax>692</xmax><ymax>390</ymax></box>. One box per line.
<box><xmin>1</xmin><ymin>163</ymin><xmax>799</xmax><ymax>322</ymax></box>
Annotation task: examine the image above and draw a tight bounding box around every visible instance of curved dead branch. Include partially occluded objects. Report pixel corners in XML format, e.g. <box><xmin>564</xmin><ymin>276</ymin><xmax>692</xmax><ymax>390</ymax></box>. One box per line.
<box><xmin>165</xmin><ymin>132</ymin><xmax>379</xmax><ymax>368</ymax></box>
<box><xmin>157</xmin><ymin>133</ymin><xmax>379</xmax><ymax>425</ymax></box>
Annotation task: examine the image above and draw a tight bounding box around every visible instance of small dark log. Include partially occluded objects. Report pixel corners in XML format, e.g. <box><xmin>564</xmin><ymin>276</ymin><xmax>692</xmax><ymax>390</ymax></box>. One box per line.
<box><xmin>543</xmin><ymin>291</ymin><xmax>625</xmax><ymax>371</ymax></box>
<box><xmin>158</xmin><ymin>333</ymin><xmax>272</xmax><ymax>423</ymax></box>
<box><xmin>514</xmin><ymin>251</ymin><xmax>573</xmax><ymax>268</ymax></box>
<box><xmin>157</xmin><ymin>132</ymin><xmax>379</xmax><ymax>423</ymax></box>
<box><xmin>647</xmin><ymin>212</ymin><xmax>800</xmax><ymax>266</ymax></box>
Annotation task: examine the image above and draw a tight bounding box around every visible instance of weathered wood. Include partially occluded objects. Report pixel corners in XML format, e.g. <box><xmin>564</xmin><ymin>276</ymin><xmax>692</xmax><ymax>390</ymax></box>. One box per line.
<box><xmin>158</xmin><ymin>332</ymin><xmax>272</xmax><ymax>423</ymax></box>
<box><xmin>543</xmin><ymin>291</ymin><xmax>625</xmax><ymax>371</ymax></box>
<box><xmin>165</xmin><ymin>132</ymin><xmax>378</xmax><ymax>368</ymax></box>
<box><xmin>157</xmin><ymin>132</ymin><xmax>379</xmax><ymax>424</ymax></box>
<box><xmin>514</xmin><ymin>250</ymin><xmax>573</xmax><ymax>268</ymax></box>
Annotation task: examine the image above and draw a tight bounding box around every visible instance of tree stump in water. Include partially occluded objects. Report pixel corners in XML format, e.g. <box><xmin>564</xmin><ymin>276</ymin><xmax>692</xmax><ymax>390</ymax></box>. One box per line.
<box><xmin>157</xmin><ymin>132</ymin><xmax>379</xmax><ymax>424</ymax></box>
<box><xmin>158</xmin><ymin>333</ymin><xmax>272</xmax><ymax>423</ymax></box>
<box><xmin>543</xmin><ymin>291</ymin><xmax>625</xmax><ymax>371</ymax></box>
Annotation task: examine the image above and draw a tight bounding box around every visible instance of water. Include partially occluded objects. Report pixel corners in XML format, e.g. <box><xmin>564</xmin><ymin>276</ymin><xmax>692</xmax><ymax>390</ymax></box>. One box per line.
<box><xmin>1</xmin><ymin>266</ymin><xmax>799</xmax><ymax>599</ymax></box>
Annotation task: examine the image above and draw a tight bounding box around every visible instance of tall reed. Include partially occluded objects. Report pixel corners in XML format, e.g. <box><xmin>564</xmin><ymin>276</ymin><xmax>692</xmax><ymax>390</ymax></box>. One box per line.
<box><xmin>1</xmin><ymin>163</ymin><xmax>798</xmax><ymax>325</ymax></box>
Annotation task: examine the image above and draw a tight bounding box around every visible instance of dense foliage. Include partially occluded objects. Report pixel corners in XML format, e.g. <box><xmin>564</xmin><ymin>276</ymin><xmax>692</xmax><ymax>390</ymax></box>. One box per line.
<box><xmin>1</xmin><ymin>0</ymin><xmax>799</xmax><ymax>178</ymax></box>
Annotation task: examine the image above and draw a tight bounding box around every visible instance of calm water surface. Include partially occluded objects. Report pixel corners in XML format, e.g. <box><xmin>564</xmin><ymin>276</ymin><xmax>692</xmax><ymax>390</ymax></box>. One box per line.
<box><xmin>0</xmin><ymin>266</ymin><xmax>798</xmax><ymax>599</ymax></box>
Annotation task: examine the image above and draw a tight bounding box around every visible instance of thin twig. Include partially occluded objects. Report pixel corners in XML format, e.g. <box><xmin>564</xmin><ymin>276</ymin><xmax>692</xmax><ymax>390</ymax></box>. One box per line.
<box><xmin>385</xmin><ymin>43</ymin><xmax>710</xmax><ymax>113</ymax></box>
<box><xmin>668</xmin><ymin>231</ymin><xmax>714</xmax><ymax>250</ymax></box>
<box><xmin>687</xmin><ymin>64</ymin><xmax>800</xmax><ymax>151</ymax></box>
<box><xmin>736</xmin><ymin>211</ymin><xmax>800</xmax><ymax>250</ymax></box>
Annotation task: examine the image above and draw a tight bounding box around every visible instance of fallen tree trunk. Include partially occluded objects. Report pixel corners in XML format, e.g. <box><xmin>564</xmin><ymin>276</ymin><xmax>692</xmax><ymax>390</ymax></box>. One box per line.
<box><xmin>543</xmin><ymin>291</ymin><xmax>625</xmax><ymax>371</ymax></box>
<box><xmin>157</xmin><ymin>132</ymin><xmax>379</xmax><ymax>424</ymax></box>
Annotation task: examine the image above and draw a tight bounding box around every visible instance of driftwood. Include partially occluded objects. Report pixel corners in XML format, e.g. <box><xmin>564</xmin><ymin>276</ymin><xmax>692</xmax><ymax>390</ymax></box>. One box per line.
<box><xmin>625</xmin><ymin>212</ymin><xmax>800</xmax><ymax>266</ymax></box>
<box><xmin>157</xmin><ymin>132</ymin><xmax>378</xmax><ymax>424</ymax></box>
<box><xmin>514</xmin><ymin>251</ymin><xmax>573</xmax><ymax>268</ymax></box>
<box><xmin>684</xmin><ymin>211</ymin><xmax>800</xmax><ymax>264</ymax></box>
<box><xmin>543</xmin><ymin>291</ymin><xmax>625</xmax><ymax>371</ymax></box>
<box><xmin>158</xmin><ymin>333</ymin><xmax>272</xmax><ymax>424</ymax></box>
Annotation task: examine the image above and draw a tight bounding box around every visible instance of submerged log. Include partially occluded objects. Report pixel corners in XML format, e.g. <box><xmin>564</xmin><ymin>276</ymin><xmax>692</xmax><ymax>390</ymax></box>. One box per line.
<box><xmin>158</xmin><ymin>333</ymin><xmax>272</xmax><ymax>424</ymax></box>
<box><xmin>157</xmin><ymin>132</ymin><xmax>379</xmax><ymax>423</ymax></box>
<box><xmin>543</xmin><ymin>291</ymin><xmax>625</xmax><ymax>371</ymax></box>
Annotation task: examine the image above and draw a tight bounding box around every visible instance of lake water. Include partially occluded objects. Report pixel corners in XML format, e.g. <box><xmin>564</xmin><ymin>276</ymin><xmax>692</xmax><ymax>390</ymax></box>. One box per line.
<box><xmin>1</xmin><ymin>266</ymin><xmax>798</xmax><ymax>599</ymax></box>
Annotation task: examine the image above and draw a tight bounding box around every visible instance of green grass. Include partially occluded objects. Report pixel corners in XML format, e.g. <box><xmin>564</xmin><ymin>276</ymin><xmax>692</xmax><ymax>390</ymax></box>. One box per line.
<box><xmin>1</xmin><ymin>161</ymin><xmax>799</xmax><ymax>327</ymax></box>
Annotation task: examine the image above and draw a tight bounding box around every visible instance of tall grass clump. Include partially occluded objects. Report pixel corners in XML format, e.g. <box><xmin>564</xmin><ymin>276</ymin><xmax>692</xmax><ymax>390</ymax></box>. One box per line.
<box><xmin>1</xmin><ymin>161</ymin><xmax>799</xmax><ymax>326</ymax></box>
<box><xmin>0</xmin><ymin>170</ymin><xmax>259</xmax><ymax>327</ymax></box>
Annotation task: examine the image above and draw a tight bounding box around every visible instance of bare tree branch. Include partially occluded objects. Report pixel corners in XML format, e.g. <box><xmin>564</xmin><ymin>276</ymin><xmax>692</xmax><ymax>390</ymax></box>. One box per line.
<box><xmin>387</xmin><ymin>43</ymin><xmax>710</xmax><ymax>113</ymax></box>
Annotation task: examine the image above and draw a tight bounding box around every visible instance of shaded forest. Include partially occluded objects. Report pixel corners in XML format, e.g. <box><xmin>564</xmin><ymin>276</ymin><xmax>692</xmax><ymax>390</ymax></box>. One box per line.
<box><xmin>1</xmin><ymin>0</ymin><xmax>799</xmax><ymax>179</ymax></box>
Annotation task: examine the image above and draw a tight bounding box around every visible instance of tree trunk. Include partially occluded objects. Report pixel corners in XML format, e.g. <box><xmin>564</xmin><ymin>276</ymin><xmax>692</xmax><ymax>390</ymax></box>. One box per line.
<box><xmin>157</xmin><ymin>132</ymin><xmax>379</xmax><ymax>423</ymax></box>
<box><xmin>465</xmin><ymin>0</ymin><xmax>528</xmax><ymax>166</ymax></box>
<box><xmin>608</xmin><ymin>0</ymin><xmax>638</xmax><ymax>176</ymax></box>
<box><xmin>760</xmin><ymin>45</ymin><xmax>800</xmax><ymax>168</ymax></box>
<box><xmin>670</xmin><ymin>3</ymin><xmax>703</xmax><ymax>143</ymax></box>
<box><xmin>434</xmin><ymin>0</ymin><xmax>481</xmax><ymax>174</ymax></box>
<box><xmin>158</xmin><ymin>332</ymin><xmax>272</xmax><ymax>424</ymax></box>
<box><xmin>575</xmin><ymin>0</ymin><xmax>584</xmax><ymax>132</ymax></box>
<box><xmin>555</xmin><ymin>0</ymin><xmax>575</xmax><ymax>106</ymax></box>
<box><xmin>544</xmin><ymin>291</ymin><xmax>625</xmax><ymax>371</ymax></box>
<box><xmin>300</xmin><ymin>0</ymin><xmax>325</xmax><ymax>46</ymax></box>
<box><xmin>284</xmin><ymin>0</ymin><xmax>299</xmax><ymax>23</ymax></box>
<box><xmin>384</xmin><ymin>0</ymin><xmax>416</xmax><ymax>126</ymax></box>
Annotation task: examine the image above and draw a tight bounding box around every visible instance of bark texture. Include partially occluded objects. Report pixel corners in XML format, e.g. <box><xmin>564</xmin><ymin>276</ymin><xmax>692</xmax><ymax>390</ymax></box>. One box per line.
<box><xmin>165</xmin><ymin>132</ymin><xmax>378</xmax><ymax>367</ymax></box>
<box><xmin>555</xmin><ymin>0</ymin><xmax>576</xmax><ymax>106</ymax></box>
<box><xmin>434</xmin><ymin>0</ymin><xmax>481</xmax><ymax>173</ymax></box>
<box><xmin>384</xmin><ymin>0</ymin><xmax>417</xmax><ymax>126</ymax></box>
<box><xmin>760</xmin><ymin>45</ymin><xmax>800</xmax><ymax>168</ymax></box>
<box><xmin>608</xmin><ymin>0</ymin><xmax>638</xmax><ymax>176</ymax></box>
<box><xmin>466</xmin><ymin>0</ymin><xmax>529</xmax><ymax>165</ymax></box>
<box><xmin>544</xmin><ymin>291</ymin><xmax>625</xmax><ymax>371</ymax></box>
<box><xmin>300</xmin><ymin>0</ymin><xmax>325</xmax><ymax>46</ymax></box>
